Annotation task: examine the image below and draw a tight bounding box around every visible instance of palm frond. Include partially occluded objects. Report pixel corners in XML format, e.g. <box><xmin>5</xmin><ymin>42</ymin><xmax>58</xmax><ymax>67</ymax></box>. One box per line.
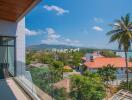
<box><xmin>107</xmin><ymin>14</ymin><xmax>132</xmax><ymax>52</ymax></box>
<box><xmin>107</xmin><ymin>29</ymin><xmax>122</xmax><ymax>36</ymax></box>
<box><xmin>109</xmin><ymin>32</ymin><xmax>122</xmax><ymax>43</ymax></box>
<box><xmin>125</xmin><ymin>13</ymin><xmax>130</xmax><ymax>26</ymax></box>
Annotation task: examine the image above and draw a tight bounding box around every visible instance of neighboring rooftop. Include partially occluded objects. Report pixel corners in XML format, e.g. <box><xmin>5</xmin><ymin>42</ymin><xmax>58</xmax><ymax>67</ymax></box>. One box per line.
<box><xmin>84</xmin><ymin>57</ymin><xmax>132</xmax><ymax>69</ymax></box>
<box><xmin>64</xmin><ymin>66</ymin><xmax>72</xmax><ymax>70</ymax></box>
<box><xmin>110</xmin><ymin>89</ymin><xmax>132</xmax><ymax>100</ymax></box>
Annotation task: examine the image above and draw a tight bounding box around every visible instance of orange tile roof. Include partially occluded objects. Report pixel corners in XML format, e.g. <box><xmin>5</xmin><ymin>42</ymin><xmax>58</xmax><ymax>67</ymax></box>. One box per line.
<box><xmin>64</xmin><ymin>66</ymin><xmax>72</xmax><ymax>70</ymax></box>
<box><xmin>81</xmin><ymin>57</ymin><xmax>87</xmax><ymax>61</ymax></box>
<box><xmin>84</xmin><ymin>57</ymin><xmax>132</xmax><ymax>69</ymax></box>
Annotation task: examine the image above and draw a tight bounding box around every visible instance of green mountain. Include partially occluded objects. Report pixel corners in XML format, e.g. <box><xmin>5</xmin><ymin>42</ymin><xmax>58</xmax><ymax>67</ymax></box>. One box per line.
<box><xmin>27</xmin><ymin>44</ymin><xmax>80</xmax><ymax>51</ymax></box>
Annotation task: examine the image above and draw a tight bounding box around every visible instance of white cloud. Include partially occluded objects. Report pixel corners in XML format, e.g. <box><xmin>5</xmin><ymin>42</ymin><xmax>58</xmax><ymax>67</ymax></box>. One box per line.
<box><xmin>46</xmin><ymin>28</ymin><xmax>60</xmax><ymax>40</ymax></box>
<box><xmin>46</xmin><ymin>28</ymin><xmax>55</xmax><ymax>34</ymax></box>
<box><xmin>44</xmin><ymin>5</ymin><xmax>69</xmax><ymax>15</ymax></box>
<box><xmin>92</xmin><ymin>26</ymin><xmax>103</xmax><ymax>31</ymax></box>
<box><xmin>41</xmin><ymin>28</ymin><xmax>81</xmax><ymax>46</ymax></box>
<box><xmin>25</xmin><ymin>28</ymin><xmax>42</xmax><ymax>36</ymax></box>
<box><xmin>94</xmin><ymin>17</ymin><xmax>103</xmax><ymax>23</ymax></box>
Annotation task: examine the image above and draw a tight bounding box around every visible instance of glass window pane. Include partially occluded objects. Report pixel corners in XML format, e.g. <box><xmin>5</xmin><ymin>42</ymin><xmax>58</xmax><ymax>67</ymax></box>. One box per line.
<box><xmin>8</xmin><ymin>47</ymin><xmax>15</xmax><ymax>75</ymax></box>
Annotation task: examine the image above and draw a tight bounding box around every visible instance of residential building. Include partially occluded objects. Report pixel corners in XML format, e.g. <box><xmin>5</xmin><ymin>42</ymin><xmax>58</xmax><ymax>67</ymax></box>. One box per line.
<box><xmin>84</xmin><ymin>57</ymin><xmax>132</xmax><ymax>80</ymax></box>
<box><xmin>0</xmin><ymin>0</ymin><xmax>52</xmax><ymax>100</ymax></box>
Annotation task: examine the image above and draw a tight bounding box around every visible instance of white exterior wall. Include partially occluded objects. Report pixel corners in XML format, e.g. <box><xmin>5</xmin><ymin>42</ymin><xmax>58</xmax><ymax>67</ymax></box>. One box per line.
<box><xmin>0</xmin><ymin>19</ymin><xmax>26</xmax><ymax>76</ymax></box>
<box><xmin>16</xmin><ymin>18</ymin><xmax>26</xmax><ymax>75</ymax></box>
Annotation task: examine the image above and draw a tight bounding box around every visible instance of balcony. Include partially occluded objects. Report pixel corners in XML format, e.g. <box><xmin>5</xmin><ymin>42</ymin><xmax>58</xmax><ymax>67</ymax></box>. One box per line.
<box><xmin>0</xmin><ymin>78</ymin><xmax>30</xmax><ymax>100</ymax></box>
<box><xmin>0</xmin><ymin>77</ymin><xmax>53</xmax><ymax>100</ymax></box>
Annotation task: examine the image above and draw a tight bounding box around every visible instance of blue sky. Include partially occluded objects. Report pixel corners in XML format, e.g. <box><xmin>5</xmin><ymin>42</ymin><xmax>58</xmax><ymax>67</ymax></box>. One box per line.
<box><xmin>25</xmin><ymin>0</ymin><xmax>132</xmax><ymax>49</ymax></box>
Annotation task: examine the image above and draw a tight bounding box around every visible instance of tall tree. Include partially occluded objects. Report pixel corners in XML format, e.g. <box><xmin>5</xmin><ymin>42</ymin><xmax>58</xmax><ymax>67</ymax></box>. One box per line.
<box><xmin>97</xmin><ymin>64</ymin><xmax>117</xmax><ymax>84</ymax></box>
<box><xmin>70</xmin><ymin>74</ymin><xmax>106</xmax><ymax>100</ymax></box>
<box><xmin>107</xmin><ymin>14</ymin><xmax>132</xmax><ymax>88</ymax></box>
<box><xmin>49</xmin><ymin>61</ymin><xmax>64</xmax><ymax>82</ymax></box>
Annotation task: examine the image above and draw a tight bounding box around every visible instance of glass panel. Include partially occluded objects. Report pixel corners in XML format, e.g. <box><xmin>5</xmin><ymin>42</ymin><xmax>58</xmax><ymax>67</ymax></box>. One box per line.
<box><xmin>8</xmin><ymin>47</ymin><xmax>15</xmax><ymax>75</ymax></box>
<box><xmin>8</xmin><ymin>38</ymin><xmax>15</xmax><ymax>45</ymax></box>
<box><xmin>0</xmin><ymin>46</ymin><xmax>7</xmax><ymax>63</ymax></box>
<box><xmin>0</xmin><ymin>46</ymin><xmax>8</xmax><ymax>79</ymax></box>
<box><xmin>0</xmin><ymin>37</ymin><xmax>15</xmax><ymax>46</ymax></box>
<box><xmin>0</xmin><ymin>36</ymin><xmax>15</xmax><ymax>77</ymax></box>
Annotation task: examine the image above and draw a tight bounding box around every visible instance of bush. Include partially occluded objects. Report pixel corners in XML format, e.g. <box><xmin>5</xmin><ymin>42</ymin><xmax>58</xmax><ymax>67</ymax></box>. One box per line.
<box><xmin>53</xmin><ymin>88</ymin><xmax>68</xmax><ymax>100</ymax></box>
<box><xmin>100</xmin><ymin>50</ymin><xmax>118</xmax><ymax>57</ymax></box>
<box><xmin>118</xmin><ymin>80</ymin><xmax>132</xmax><ymax>91</ymax></box>
<box><xmin>63</xmin><ymin>68</ymin><xmax>73</xmax><ymax>72</ymax></box>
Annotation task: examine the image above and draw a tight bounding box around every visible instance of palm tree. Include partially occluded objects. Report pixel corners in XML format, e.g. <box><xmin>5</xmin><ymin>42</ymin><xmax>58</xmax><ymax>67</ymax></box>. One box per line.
<box><xmin>107</xmin><ymin>14</ymin><xmax>132</xmax><ymax>88</ymax></box>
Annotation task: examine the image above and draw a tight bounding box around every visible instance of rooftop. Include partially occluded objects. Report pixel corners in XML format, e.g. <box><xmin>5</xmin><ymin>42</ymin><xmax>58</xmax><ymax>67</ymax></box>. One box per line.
<box><xmin>64</xmin><ymin>66</ymin><xmax>72</xmax><ymax>70</ymax></box>
<box><xmin>84</xmin><ymin>57</ymin><xmax>132</xmax><ymax>69</ymax></box>
<box><xmin>110</xmin><ymin>89</ymin><xmax>132</xmax><ymax>100</ymax></box>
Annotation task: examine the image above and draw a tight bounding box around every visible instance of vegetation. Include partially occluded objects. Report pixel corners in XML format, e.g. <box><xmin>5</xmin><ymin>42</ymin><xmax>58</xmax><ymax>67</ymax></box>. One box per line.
<box><xmin>63</xmin><ymin>68</ymin><xmax>73</xmax><ymax>72</ymax></box>
<box><xmin>97</xmin><ymin>64</ymin><xmax>117</xmax><ymax>84</ymax></box>
<box><xmin>70</xmin><ymin>74</ymin><xmax>106</xmax><ymax>100</ymax></box>
<box><xmin>107</xmin><ymin>14</ymin><xmax>132</xmax><ymax>88</ymax></box>
<box><xmin>29</xmin><ymin>67</ymin><xmax>68</xmax><ymax>100</ymax></box>
<box><xmin>29</xmin><ymin>67</ymin><xmax>52</xmax><ymax>94</ymax></box>
<box><xmin>53</xmin><ymin>88</ymin><xmax>68</xmax><ymax>100</ymax></box>
<box><xmin>100</xmin><ymin>50</ymin><xmax>119</xmax><ymax>57</ymax></box>
<box><xmin>26</xmin><ymin>51</ymin><xmax>83</xmax><ymax>67</ymax></box>
<box><xmin>118</xmin><ymin>80</ymin><xmax>132</xmax><ymax>91</ymax></box>
<box><xmin>49</xmin><ymin>61</ymin><xmax>64</xmax><ymax>82</ymax></box>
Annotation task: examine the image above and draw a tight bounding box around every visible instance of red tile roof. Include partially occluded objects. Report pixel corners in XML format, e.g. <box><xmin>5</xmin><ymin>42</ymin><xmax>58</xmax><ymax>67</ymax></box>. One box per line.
<box><xmin>81</xmin><ymin>57</ymin><xmax>87</xmax><ymax>61</ymax></box>
<box><xmin>84</xmin><ymin>57</ymin><xmax>132</xmax><ymax>69</ymax></box>
<box><xmin>64</xmin><ymin>66</ymin><xmax>72</xmax><ymax>70</ymax></box>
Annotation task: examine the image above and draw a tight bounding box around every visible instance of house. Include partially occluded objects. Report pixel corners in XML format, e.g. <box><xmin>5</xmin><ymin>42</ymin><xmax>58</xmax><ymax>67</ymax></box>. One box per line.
<box><xmin>82</xmin><ymin>51</ymin><xmax>103</xmax><ymax>62</ymax></box>
<box><xmin>84</xmin><ymin>57</ymin><xmax>132</xmax><ymax>79</ymax></box>
<box><xmin>64</xmin><ymin>65</ymin><xmax>72</xmax><ymax>70</ymax></box>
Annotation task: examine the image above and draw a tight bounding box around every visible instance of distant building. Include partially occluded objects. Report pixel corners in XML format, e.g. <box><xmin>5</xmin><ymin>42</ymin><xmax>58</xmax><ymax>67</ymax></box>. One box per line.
<box><xmin>115</xmin><ymin>51</ymin><xmax>132</xmax><ymax>59</ymax></box>
<box><xmin>64</xmin><ymin>66</ymin><xmax>72</xmax><ymax>70</ymax></box>
<box><xmin>82</xmin><ymin>51</ymin><xmax>103</xmax><ymax>62</ymax></box>
<box><xmin>84</xmin><ymin>57</ymin><xmax>132</xmax><ymax>79</ymax></box>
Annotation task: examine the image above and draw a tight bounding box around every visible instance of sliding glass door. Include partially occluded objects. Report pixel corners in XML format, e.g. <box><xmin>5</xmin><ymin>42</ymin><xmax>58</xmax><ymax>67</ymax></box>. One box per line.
<box><xmin>0</xmin><ymin>36</ymin><xmax>15</xmax><ymax>77</ymax></box>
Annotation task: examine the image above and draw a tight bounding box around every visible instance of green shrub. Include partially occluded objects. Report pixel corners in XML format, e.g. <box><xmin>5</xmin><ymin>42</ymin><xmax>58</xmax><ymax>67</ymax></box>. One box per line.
<box><xmin>118</xmin><ymin>80</ymin><xmax>132</xmax><ymax>91</ymax></box>
<box><xmin>63</xmin><ymin>68</ymin><xmax>73</xmax><ymax>72</ymax></box>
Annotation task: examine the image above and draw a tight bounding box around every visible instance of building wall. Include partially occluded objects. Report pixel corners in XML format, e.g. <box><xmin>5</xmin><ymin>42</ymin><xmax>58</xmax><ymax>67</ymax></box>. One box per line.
<box><xmin>16</xmin><ymin>18</ymin><xmax>26</xmax><ymax>75</ymax></box>
<box><xmin>0</xmin><ymin>19</ymin><xmax>26</xmax><ymax>76</ymax></box>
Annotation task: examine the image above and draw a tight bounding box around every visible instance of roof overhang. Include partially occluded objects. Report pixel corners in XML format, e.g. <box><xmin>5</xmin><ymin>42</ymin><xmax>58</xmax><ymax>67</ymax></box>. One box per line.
<box><xmin>0</xmin><ymin>0</ymin><xmax>40</xmax><ymax>22</ymax></box>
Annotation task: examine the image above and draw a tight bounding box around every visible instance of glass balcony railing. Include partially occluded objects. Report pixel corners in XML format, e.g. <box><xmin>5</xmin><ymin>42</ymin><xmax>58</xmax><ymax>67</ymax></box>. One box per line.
<box><xmin>14</xmin><ymin>63</ymin><xmax>53</xmax><ymax>100</ymax></box>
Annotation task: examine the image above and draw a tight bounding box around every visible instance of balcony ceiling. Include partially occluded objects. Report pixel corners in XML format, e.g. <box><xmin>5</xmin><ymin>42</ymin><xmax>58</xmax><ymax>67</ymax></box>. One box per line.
<box><xmin>0</xmin><ymin>0</ymin><xmax>40</xmax><ymax>22</ymax></box>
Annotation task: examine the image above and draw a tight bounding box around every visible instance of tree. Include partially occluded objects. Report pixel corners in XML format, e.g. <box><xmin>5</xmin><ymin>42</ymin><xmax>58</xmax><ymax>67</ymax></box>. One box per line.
<box><xmin>70</xmin><ymin>74</ymin><xmax>106</xmax><ymax>100</ymax></box>
<box><xmin>97</xmin><ymin>64</ymin><xmax>117</xmax><ymax>84</ymax></box>
<box><xmin>49</xmin><ymin>61</ymin><xmax>64</xmax><ymax>82</ymax></box>
<box><xmin>107</xmin><ymin>14</ymin><xmax>132</xmax><ymax>88</ymax></box>
<box><xmin>97</xmin><ymin>65</ymin><xmax>117</xmax><ymax>100</ymax></box>
<box><xmin>118</xmin><ymin>80</ymin><xmax>132</xmax><ymax>91</ymax></box>
<box><xmin>100</xmin><ymin>50</ymin><xmax>119</xmax><ymax>57</ymax></box>
<box><xmin>70</xmin><ymin>52</ymin><xmax>84</xmax><ymax>69</ymax></box>
<box><xmin>53</xmin><ymin>88</ymin><xmax>68</xmax><ymax>100</ymax></box>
